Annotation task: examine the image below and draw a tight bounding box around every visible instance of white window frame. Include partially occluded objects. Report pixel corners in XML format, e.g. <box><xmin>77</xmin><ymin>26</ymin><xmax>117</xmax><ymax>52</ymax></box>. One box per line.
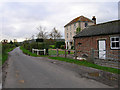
<box><xmin>110</xmin><ymin>36</ymin><xmax>120</xmax><ymax>49</ymax></box>
<box><xmin>67</xmin><ymin>27</ymin><xmax>68</xmax><ymax>31</ymax></box>
<box><xmin>70</xmin><ymin>32</ymin><xmax>72</xmax><ymax>37</ymax></box>
<box><xmin>70</xmin><ymin>25</ymin><xmax>71</xmax><ymax>31</ymax></box>
<box><xmin>67</xmin><ymin>33</ymin><xmax>68</xmax><ymax>38</ymax></box>
<box><xmin>74</xmin><ymin>23</ymin><xmax>76</xmax><ymax>29</ymax></box>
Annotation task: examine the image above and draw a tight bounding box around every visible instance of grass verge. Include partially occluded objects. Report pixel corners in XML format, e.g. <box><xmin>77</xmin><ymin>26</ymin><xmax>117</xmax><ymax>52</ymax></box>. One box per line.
<box><xmin>2</xmin><ymin>47</ymin><xmax>16</xmax><ymax>64</ymax></box>
<box><xmin>48</xmin><ymin>57</ymin><xmax>120</xmax><ymax>74</ymax></box>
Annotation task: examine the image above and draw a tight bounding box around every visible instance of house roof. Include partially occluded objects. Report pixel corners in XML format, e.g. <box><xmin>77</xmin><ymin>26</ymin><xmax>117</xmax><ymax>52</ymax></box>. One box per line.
<box><xmin>64</xmin><ymin>16</ymin><xmax>93</xmax><ymax>27</ymax></box>
<box><xmin>73</xmin><ymin>20</ymin><xmax>120</xmax><ymax>38</ymax></box>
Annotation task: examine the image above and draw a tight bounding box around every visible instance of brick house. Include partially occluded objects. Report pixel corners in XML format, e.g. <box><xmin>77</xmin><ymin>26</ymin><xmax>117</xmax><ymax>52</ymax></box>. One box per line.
<box><xmin>64</xmin><ymin>16</ymin><xmax>95</xmax><ymax>49</ymax></box>
<box><xmin>73</xmin><ymin>20</ymin><xmax>120</xmax><ymax>60</ymax></box>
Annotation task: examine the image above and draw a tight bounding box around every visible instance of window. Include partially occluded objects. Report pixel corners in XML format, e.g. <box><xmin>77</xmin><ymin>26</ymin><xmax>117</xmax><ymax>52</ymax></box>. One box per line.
<box><xmin>67</xmin><ymin>33</ymin><xmax>68</xmax><ymax>38</ymax></box>
<box><xmin>74</xmin><ymin>23</ymin><xmax>76</xmax><ymax>29</ymax></box>
<box><xmin>70</xmin><ymin>32</ymin><xmax>72</xmax><ymax>37</ymax></box>
<box><xmin>85</xmin><ymin>22</ymin><xmax>88</xmax><ymax>27</ymax></box>
<box><xmin>74</xmin><ymin>31</ymin><xmax>76</xmax><ymax>34</ymax></box>
<box><xmin>70</xmin><ymin>25</ymin><xmax>72</xmax><ymax>31</ymax></box>
<box><xmin>110</xmin><ymin>36</ymin><xmax>120</xmax><ymax>49</ymax></box>
<box><xmin>66</xmin><ymin>27</ymin><xmax>68</xmax><ymax>31</ymax></box>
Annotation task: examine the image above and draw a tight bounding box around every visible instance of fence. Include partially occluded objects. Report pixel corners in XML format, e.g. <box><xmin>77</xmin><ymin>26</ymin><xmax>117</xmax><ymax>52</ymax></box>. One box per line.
<box><xmin>48</xmin><ymin>48</ymin><xmax>120</xmax><ymax>68</ymax></box>
<box><xmin>32</xmin><ymin>48</ymin><xmax>46</xmax><ymax>55</ymax></box>
<box><xmin>76</xmin><ymin>49</ymin><xmax>120</xmax><ymax>68</ymax></box>
<box><xmin>48</xmin><ymin>48</ymin><xmax>75</xmax><ymax>59</ymax></box>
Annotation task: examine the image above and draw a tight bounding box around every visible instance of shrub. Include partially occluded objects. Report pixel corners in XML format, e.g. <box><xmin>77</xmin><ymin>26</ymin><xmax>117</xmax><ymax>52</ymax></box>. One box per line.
<box><xmin>55</xmin><ymin>41</ymin><xmax>65</xmax><ymax>49</ymax></box>
<box><xmin>71</xmin><ymin>46</ymin><xmax>74</xmax><ymax>50</ymax></box>
<box><xmin>60</xmin><ymin>45</ymin><xmax>65</xmax><ymax>49</ymax></box>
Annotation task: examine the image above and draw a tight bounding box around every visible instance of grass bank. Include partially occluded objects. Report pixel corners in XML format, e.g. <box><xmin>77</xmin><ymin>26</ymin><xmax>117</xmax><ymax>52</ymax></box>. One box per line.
<box><xmin>49</xmin><ymin>57</ymin><xmax>120</xmax><ymax>74</ymax></box>
<box><xmin>2</xmin><ymin>47</ymin><xmax>16</xmax><ymax>64</ymax></box>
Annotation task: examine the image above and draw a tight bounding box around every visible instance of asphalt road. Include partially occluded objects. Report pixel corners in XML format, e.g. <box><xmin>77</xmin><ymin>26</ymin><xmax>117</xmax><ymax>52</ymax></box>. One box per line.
<box><xmin>4</xmin><ymin>47</ymin><xmax>112</xmax><ymax>88</ymax></box>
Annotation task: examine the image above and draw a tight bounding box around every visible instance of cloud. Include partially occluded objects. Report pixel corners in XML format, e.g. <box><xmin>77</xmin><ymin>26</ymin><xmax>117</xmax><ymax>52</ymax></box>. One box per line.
<box><xmin>0</xmin><ymin>1</ymin><xmax>118</xmax><ymax>42</ymax></box>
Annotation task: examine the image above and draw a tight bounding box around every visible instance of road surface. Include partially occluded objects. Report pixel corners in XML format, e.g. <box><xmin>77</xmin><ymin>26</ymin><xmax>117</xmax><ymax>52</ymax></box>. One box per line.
<box><xmin>4</xmin><ymin>47</ymin><xmax>112</xmax><ymax>88</ymax></box>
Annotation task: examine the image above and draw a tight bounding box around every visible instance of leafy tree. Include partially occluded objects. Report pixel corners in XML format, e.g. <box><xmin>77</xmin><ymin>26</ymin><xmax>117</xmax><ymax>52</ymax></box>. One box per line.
<box><xmin>76</xmin><ymin>27</ymin><xmax>81</xmax><ymax>34</ymax></box>
<box><xmin>49</xmin><ymin>27</ymin><xmax>62</xmax><ymax>39</ymax></box>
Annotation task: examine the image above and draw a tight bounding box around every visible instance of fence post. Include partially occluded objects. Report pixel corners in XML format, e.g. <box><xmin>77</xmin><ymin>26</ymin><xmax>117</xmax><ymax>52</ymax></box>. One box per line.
<box><xmin>65</xmin><ymin>49</ymin><xmax>67</xmax><ymax>58</ymax></box>
<box><xmin>57</xmin><ymin>48</ymin><xmax>59</xmax><ymax>56</ymax></box>
<box><xmin>37</xmin><ymin>49</ymin><xmax>39</xmax><ymax>55</ymax></box>
<box><xmin>91</xmin><ymin>48</ymin><xmax>94</xmax><ymax>63</ymax></box>
<box><xmin>32</xmin><ymin>49</ymin><xmax>34</xmax><ymax>53</ymax></box>
<box><xmin>75</xmin><ymin>49</ymin><xmax>77</xmax><ymax>60</ymax></box>
<box><xmin>44</xmin><ymin>49</ymin><xmax>46</xmax><ymax>55</ymax></box>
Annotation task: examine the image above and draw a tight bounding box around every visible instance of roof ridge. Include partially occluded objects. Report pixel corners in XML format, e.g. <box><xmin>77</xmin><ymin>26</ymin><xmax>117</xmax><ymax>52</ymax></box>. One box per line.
<box><xmin>64</xmin><ymin>15</ymin><xmax>93</xmax><ymax>27</ymax></box>
<box><xmin>73</xmin><ymin>20</ymin><xmax>119</xmax><ymax>38</ymax></box>
<box><xmin>90</xmin><ymin>19</ymin><xmax>120</xmax><ymax>27</ymax></box>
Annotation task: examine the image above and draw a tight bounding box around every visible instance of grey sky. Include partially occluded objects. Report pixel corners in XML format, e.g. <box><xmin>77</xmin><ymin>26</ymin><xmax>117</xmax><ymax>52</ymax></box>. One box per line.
<box><xmin>0</xmin><ymin>0</ymin><xmax>119</xmax><ymax>42</ymax></box>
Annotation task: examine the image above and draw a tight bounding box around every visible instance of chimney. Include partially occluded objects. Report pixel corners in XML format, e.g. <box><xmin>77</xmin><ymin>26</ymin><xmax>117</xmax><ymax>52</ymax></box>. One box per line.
<box><xmin>92</xmin><ymin>16</ymin><xmax>96</xmax><ymax>25</ymax></box>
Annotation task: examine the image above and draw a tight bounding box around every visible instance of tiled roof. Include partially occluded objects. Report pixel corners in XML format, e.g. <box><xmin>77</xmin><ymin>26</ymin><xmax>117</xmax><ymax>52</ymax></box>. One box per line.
<box><xmin>64</xmin><ymin>16</ymin><xmax>93</xmax><ymax>27</ymax></box>
<box><xmin>73</xmin><ymin>20</ymin><xmax>120</xmax><ymax>38</ymax></box>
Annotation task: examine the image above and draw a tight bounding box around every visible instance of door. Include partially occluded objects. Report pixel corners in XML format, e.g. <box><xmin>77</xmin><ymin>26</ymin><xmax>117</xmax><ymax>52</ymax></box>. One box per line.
<box><xmin>98</xmin><ymin>40</ymin><xmax>106</xmax><ymax>59</ymax></box>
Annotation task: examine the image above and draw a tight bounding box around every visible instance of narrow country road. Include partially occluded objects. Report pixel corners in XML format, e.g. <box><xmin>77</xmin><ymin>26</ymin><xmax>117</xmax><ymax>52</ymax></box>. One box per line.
<box><xmin>4</xmin><ymin>47</ymin><xmax>112</xmax><ymax>88</ymax></box>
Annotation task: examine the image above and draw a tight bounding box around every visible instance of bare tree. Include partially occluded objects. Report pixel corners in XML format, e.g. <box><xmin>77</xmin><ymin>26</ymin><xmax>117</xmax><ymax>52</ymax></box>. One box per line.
<box><xmin>36</xmin><ymin>26</ymin><xmax>48</xmax><ymax>39</ymax></box>
<box><xmin>49</xmin><ymin>27</ymin><xmax>62</xmax><ymax>39</ymax></box>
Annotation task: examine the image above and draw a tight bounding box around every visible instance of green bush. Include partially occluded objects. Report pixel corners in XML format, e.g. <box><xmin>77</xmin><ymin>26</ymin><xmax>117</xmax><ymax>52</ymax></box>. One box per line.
<box><xmin>71</xmin><ymin>46</ymin><xmax>74</xmax><ymax>50</ymax></box>
<box><xmin>22</xmin><ymin>41</ymin><xmax>50</xmax><ymax>51</ymax></box>
<box><xmin>60</xmin><ymin>45</ymin><xmax>65</xmax><ymax>49</ymax></box>
<box><xmin>49</xmin><ymin>45</ymin><xmax>55</xmax><ymax>49</ymax></box>
<box><xmin>55</xmin><ymin>41</ymin><xmax>65</xmax><ymax>49</ymax></box>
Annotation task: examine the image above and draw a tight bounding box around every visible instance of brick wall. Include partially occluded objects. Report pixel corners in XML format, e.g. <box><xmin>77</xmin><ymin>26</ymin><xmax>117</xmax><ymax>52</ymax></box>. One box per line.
<box><xmin>74</xmin><ymin>34</ymin><xmax>120</xmax><ymax>61</ymax></box>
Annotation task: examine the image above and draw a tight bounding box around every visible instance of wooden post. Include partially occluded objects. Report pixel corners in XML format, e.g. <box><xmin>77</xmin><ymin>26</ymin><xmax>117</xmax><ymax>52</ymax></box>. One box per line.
<box><xmin>65</xmin><ymin>49</ymin><xmax>67</xmax><ymax>58</ymax></box>
<box><xmin>57</xmin><ymin>48</ymin><xmax>59</xmax><ymax>56</ymax></box>
<box><xmin>37</xmin><ymin>49</ymin><xmax>39</xmax><ymax>55</ymax></box>
<box><xmin>75</xmin><ymin>49</ymin><xmax>77</xmax><ymax>60</ymax></box>
<box><xmin>32</xmin><ymin>49</ymin><xmax>34</xmax><ymax>53</ymax></box>
<box><xmin>44</xmin><ymin>49</ymin><xmax>46</xmax><ymax>55</ymax></box>
<box><xmin>91</xmin><ymin>48</ymin><xmax>94</xmax><ymax>63</ymax></box>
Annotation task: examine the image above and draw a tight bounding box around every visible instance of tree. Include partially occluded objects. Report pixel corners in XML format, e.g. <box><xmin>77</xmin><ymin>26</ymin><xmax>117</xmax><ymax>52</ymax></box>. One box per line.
<box><xmin>49</xmin><ymin>27</ymin><xmax>62</xmax><ymax>39</ymax></box>
<box><xmin>36</xmin><ymin>26</ymin><xmax>48</xmax><ymax>39</ymax></box>
<box><xmin>10</xmin><ymin>40</ymin><xmax>13</xmax><ymax>44</ymax></box>
<box><xmin>76</xmin><ymin>27</ymin><xmax>81</xmax><ymax>34</ymax></box>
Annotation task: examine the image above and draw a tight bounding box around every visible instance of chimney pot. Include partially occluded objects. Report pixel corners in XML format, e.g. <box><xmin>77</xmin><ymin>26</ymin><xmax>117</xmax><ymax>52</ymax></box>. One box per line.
<box><xmin>92</xmin><ymin>16</ymin><xmax>96</xmax><ymax>25</ymax></box>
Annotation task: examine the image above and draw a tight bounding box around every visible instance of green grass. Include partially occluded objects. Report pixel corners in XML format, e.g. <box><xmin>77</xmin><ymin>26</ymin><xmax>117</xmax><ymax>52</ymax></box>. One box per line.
<box><xmin>2</xmin><ymin>47</ymin><xmax>16</xmax><ymax>64</ymax></box>
<box><xmin>48</xmin><ymin>49</ymin><xmax>74</xmax><ymax>55</ymax></box>
<box><xmin>49</xmin><ymin>45</ymin><xmax>55</xmax><ymax>49</ymax></box>
<box><xmin>20</xmin><ymin>46</ymin><xmax>48</xmax><ymax>57</ymax></box>
<box><xmin>48</xmin><ymin>57</ymin><xmax>120</xmax><ymax>74</ymax></box>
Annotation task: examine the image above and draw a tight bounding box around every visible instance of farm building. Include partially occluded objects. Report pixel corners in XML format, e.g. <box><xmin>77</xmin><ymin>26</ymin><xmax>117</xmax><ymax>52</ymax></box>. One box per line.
<box><xmin>73</xmin><ymin>20</ymin><xmax>120</xmax><ymax>61</ymax></box>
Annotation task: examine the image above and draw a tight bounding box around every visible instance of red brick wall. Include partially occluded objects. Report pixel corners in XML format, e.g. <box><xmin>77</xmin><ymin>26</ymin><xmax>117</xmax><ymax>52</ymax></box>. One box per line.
<box><xmin>74</xmin><ymin>34</ymin><xmax>120</xmax><ymax>60</ymax></box>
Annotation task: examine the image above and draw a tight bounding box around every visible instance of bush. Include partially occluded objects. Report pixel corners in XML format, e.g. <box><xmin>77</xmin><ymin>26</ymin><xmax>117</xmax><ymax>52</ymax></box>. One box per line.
<box><xmin>71</xmin><ymin>46</ymin><xmax>74</xmax><ymax>50</ymax></box>
<box><xmin>49</xmin><ymin>45</ymin><xmax>55</xmax><ymax>49</ymax></box>
<box><xmin>22</xmin><ymin>41</ymin><xmax>50</xmax><ymax>51</ymax></box>
<box><xmin>60</xmin><ymin>45</ymin><xmax>65</xmax><ymax>49</ymax></box>
<box><xmin>55</xmin><ymin>41</ymin><xmax>65</xmax><ymax>49</ymax></box>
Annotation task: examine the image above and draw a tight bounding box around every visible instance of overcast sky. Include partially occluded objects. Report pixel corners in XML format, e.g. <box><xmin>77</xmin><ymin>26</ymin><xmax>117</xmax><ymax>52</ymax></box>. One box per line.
<box><xmin>0</xmin><ymin>0</ymin><xmax>119</xmax><ymax>42</ymax></box>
